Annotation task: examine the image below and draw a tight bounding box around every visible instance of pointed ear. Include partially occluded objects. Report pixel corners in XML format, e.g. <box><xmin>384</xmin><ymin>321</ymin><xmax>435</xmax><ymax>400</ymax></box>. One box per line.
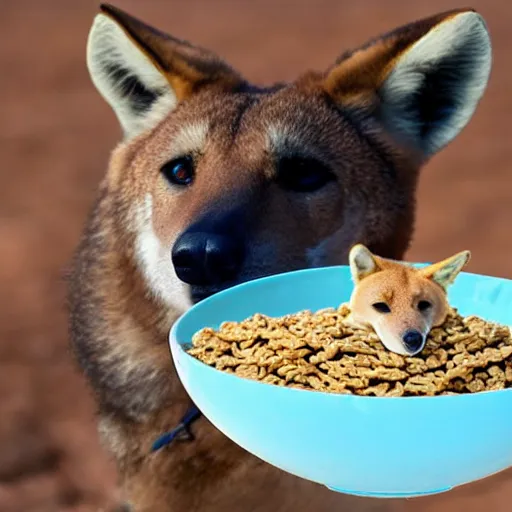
<box><xmin>323</xmin><ymin>9</ymin><xmax>492</xmax><ymax>157</ymax></box>
<box><xmin>419</xmin><ymin>250</ymin><xmax>471</xmax><ymax>290</ymax></box>
<box><xmin>87</xmin><ymin>4</ymin><xmax>244</xmax><ymax>139</ymax></box>
<box><xmin>349</xmin><ymin>244</ymin><xmax>382</xmax><ymax>283</ymax></box>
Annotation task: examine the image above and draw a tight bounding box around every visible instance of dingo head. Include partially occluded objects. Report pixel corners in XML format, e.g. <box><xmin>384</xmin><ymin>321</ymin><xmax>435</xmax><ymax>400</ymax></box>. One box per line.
<box><xmin>86</xmin><ymin>4</ymin><xmax>490</xmax><ymax>309</ymax></box>
<box><xmin>348</xmin><ymin>244</ymin><xmax>471</xmax><ymax>355</ymax></box>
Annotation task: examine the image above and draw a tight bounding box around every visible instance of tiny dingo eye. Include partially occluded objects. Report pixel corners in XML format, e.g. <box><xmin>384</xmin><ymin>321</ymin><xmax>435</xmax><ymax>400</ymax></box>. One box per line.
<box><xmin>372</xmin><ymin>302</ymin><xmax>391</xmax><ymax>314</ymax></box>
<box><xmin>161</xmin><ymin>156</ymin><xmax>195</xmax><ymax>186</ymax></box>
<box><xmin>277</xmin><ymin>156</ymin><xmax>336</xmax><ymax>193</ymax></box>
<box><xmin>418</xmin><ymin>300</ymin><xmax>432</xmax><ymax>312</ymax></box>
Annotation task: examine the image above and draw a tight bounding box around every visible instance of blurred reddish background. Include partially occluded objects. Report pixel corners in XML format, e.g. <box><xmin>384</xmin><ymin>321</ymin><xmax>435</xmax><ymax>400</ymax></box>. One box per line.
<box><xmin>1</xmin><ymin>1</ymin><xmax>511</xmax><ymax>511</ymax></box>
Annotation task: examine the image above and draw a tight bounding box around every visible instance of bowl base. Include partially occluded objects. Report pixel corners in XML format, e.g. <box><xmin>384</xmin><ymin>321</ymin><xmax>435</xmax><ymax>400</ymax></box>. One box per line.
<box><xmin>326</xmin><ymin>486</ymin><xmax>452</xmax><ymax>499</ymax></box>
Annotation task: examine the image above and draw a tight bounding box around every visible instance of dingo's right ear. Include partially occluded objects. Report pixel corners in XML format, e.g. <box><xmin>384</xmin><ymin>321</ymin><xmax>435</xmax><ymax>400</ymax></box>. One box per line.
<box><xmin>349</xmin><ymin>244</ymin><xmax>381</xmax><ymax>283</ymax></box>
<box><xmin>87</xmin><ymin>4</ymin><xmax>243</xmax><ymax>139</ymax></box>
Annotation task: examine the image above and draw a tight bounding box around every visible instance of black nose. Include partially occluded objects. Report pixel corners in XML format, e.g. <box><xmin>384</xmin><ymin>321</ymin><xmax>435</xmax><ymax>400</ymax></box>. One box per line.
<box><xmin>172</xmin><ymin>232</ymin><xmax>245</xmax><ymax>286</ymax></box>
<box><xmin>402</xmin><ymin>330</ymin><xmax>424</xmax><ymax>353</ymax></box>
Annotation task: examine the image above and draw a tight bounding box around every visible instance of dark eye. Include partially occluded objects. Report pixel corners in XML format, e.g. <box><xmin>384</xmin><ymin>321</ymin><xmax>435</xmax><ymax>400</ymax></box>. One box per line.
<box><xmin>372</xmin><ymin>302</ymin><xmax>391</xmax><ymax>314</ymax></box>
<box><xmin>418</xmin><ymin>300</ymin><xmax>432</xmax><ymax>312</ymax></box>
<box><xmin>277</xmin><ymin>156</ymin><xmax>336</xmax><ymax>193</ymax></box>
<box><xmin>161</xmin><ymin>156</ymin><xmax>194</xmax><ymax>186</ymax></box>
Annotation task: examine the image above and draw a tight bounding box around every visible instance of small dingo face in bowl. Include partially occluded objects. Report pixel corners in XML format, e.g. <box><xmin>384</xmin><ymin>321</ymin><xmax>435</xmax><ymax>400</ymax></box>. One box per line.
<box><xmin>348</xmin><ymin>245</ymin><xmax>471</xmax><ymax>355</ymax></box>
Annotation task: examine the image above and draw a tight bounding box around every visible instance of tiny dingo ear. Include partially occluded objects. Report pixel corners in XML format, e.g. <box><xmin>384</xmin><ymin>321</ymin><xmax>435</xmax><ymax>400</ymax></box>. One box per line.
<box><xmin>87</xmin><ymin>4</ymin><xmax>244</xmax><ymax>139</ymax></box>
<box><xmin>324</xmin><ymin>9</ymin><xmax>491</xmax><ymax>158</ymax></box>
<box><xmin>349</xmin><ymin>244</ymin><xmax>381</xmax><ymax>283</ymax></box>
<box><xmin>420</xmin><ymin>250</ymin><xmax>471</xmax><ymax>290</ymax></box>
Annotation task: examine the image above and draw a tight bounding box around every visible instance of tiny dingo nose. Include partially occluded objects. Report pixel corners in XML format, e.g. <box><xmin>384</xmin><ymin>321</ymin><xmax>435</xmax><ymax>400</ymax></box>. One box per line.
<box><xmin>172</xmin><ymin>232</ymin><xmax>244</xmax><ymax>286</ymax></box>
<box><xmin>402</xmin><ymin>330</ymin><xmax>424</xmax><ymax>354</ymax></box>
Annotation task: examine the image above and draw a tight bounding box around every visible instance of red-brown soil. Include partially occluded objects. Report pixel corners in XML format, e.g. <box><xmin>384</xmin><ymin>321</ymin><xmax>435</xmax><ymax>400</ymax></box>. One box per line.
<box><xmin>2</xmin><ymin>1</ymin><xmax>511</xmax><ymax>511</ymax></box>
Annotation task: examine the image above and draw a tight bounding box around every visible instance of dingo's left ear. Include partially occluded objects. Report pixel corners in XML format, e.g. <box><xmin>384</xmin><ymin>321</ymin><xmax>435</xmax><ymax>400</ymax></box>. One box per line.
<box><xmin>420</xmin><ymin>250</ymin><xmax>471</xmax><ymax>290</ymax></box>
<box><xmin>349</xmin><ymin>244</ymin><xmax>382</xmax><ymax>283</ymax></box>
<box><xmin>324</xmin><ymin>9</ymin><xmax>492</xmax><ymax>158</ymax></box>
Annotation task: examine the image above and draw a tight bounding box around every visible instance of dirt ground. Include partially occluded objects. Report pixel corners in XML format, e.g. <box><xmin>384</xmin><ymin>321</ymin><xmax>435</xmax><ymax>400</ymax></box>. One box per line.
<box><xmin>1</xmin><ymin>0</ymin><xmax>512</xmax><ymax>511</ymax></box>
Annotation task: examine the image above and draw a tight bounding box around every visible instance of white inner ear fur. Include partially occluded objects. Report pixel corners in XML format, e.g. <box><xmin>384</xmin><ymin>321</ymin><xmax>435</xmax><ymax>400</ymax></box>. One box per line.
<box><xmin>431</xmin><ymin>252</ymin><xmax>470</xmax><ymax>288</ymax></box>
<box><xmin>349</xmin><ymin>245</ymin><xmax>378</xmax><ymax>281</ymax></box>
<box><xmin>379</xmin><ymin>12</ymin><xmax>492</xmax><ymax>156</ymax></box>
<box><xmin>87</xmin><ymin>13</ymin><xmax>177</xmax><ymax>139</ymax></box>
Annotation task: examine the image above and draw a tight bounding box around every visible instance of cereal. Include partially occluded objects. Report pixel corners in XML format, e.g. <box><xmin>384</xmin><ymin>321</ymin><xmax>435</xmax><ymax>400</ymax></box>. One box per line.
<box><xmin>186</xmin><ymin>306</ymin><xmax>512</xmax><ymax>396</ymax></box>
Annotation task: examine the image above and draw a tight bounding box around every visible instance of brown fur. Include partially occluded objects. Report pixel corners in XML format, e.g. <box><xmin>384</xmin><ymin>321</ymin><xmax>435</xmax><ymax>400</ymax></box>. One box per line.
<box><xmin>68</xmin><ymin>4</ymin><xmax>490</xmax><ymax>511</ymax></box>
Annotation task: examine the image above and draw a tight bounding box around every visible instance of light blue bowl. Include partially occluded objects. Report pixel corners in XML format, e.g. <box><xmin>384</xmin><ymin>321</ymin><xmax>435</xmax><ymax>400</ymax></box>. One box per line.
<box><xmin>169</xmin><ymin>265</ymin><xmax>512</xmax><ymax>498</ymax></box>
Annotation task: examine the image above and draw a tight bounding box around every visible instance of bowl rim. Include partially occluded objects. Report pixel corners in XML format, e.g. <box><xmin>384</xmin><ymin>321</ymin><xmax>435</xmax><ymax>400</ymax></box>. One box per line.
<box><xmin>169</xmin><ymin>264</ymin><xmax>512</xmax><ymax>402</ymax></box>
<box><xmin>177</xmin><ymin>263</ymin><xmax>512</xmax><ymax>310</ymax></box>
